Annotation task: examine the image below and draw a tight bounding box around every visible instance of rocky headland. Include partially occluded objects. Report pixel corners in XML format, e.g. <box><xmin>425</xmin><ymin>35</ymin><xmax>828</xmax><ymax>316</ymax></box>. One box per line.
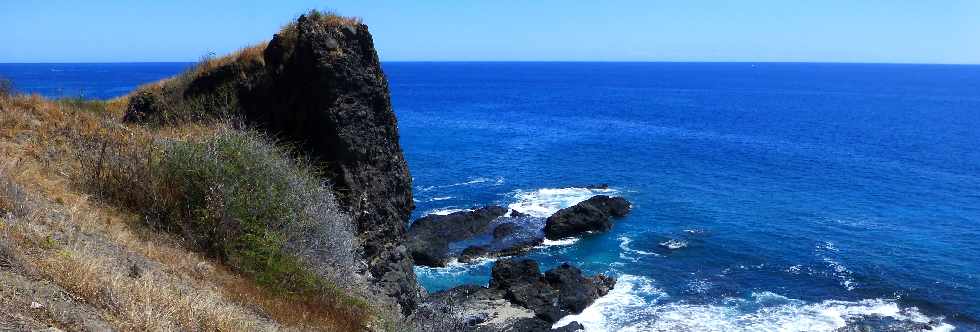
<box><xmin>117</xmin><ymin>9</ymin><xmax>635</xmax><ymax>330</ymax></box>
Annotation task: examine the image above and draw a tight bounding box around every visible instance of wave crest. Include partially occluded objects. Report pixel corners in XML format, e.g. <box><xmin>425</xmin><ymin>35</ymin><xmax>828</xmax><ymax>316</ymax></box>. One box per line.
<box><xmin>554</xmin><ymin>275</ymin><xmax>954</xmax><ymax>332</ymax></box>
<box><xmin>507</xmin><ymin>187</ymin><xmax>618</xmax><ymax>218</ymax></box>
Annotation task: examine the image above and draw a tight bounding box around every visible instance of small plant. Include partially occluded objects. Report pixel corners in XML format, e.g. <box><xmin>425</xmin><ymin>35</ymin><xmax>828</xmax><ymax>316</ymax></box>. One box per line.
<box><xmin>41</xmin><ymin>234</ymin><xmax>58</xmax><ymax>249</ymax></box>
<box><xmin>0</xmin><ymin>76</ymin><xmax>13</xmax><ymax>98</ymax></box>
<box><xmin>58</xmin><ymin>96</ymin><xmax>108</xmax><ymax>113</ymax></box>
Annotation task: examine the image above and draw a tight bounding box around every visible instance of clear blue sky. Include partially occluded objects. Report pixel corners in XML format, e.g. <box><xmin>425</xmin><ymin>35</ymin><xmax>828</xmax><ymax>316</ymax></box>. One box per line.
<box><xmin>3</xmin><ymin>0</ymin><xmax>979</xmax><ymax>64</ymax></box>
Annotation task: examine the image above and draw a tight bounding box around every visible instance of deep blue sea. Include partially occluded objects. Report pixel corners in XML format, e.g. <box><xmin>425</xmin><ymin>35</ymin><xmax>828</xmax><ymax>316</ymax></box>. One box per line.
<box><xmin>2</xmin><ymin>62</ymin><xmax>979</xmax><ymax>331</ymax></box>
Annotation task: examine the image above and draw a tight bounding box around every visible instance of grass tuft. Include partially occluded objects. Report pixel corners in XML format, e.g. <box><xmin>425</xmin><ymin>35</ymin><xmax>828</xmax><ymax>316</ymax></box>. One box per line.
<box><xmin>0</xmin><ymin>76</ymin><xmax>13</xmax><ymax>98</ymax></box>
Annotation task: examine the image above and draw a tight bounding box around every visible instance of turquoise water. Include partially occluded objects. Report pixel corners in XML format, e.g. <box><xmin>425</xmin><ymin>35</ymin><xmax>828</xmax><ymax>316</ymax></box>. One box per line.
<box><xmin>3</xmin><ymin>62</ymin><xmax>979</xmax><ymax>331</ymax></box>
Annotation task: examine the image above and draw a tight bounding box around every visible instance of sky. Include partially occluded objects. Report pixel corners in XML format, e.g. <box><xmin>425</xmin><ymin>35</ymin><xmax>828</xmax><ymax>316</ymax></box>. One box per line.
<box><xmin>3</xmin><ymin>0</ymin><xmax>980</xmax><ymax>64</ymax></box>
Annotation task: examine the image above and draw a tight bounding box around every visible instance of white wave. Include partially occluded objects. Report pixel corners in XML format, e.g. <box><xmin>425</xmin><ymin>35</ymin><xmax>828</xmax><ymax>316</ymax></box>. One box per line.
<box><xmin>507</xmin><ymin>187</ymin><xmax>618</xmax><ymax>218</ymax></box>
<box><xmin>426</xmin><ymin>207</ymin><xmax>473</xmax><ymax>216</ymax></box>
<box><xmin>659</xmin><ymin>239</ymin><xmax>688</xmax><ymax>250</ymax></box>
<box><xmin>430</xmin><ymin>196</ymin><xmax>453</xmax><ymax>201</ymax></box>
<box><xmin>416</xmin><ymin>177</ymin><xmax>501</xmax><ymax>193</ymax></box>
<box><xmin>618</xmin><ymin>236</ymin><xmax>659</xmax><ymax>256</ymax></box>
<box><xmin>687</xmin><ymin>278</ymin><xmax>714</xmax><ymax>294</ymax></box>
<box><xmin>554</xmin><ymin>275</ymin><xmax>667</xmax><ymax>330</ymax></box>
<box><xmin>414</xmin><ymin>257</ymin><xmax>497</xmax><ymax>278</ymax></box>
<box><xmin>817</xmin><ymin>240</ymin><xmax>839</xmax><ymax>253</ymax></box>
<box><xmin>815</xmin><ymin>241</ymin><xmax>857</xmax><ymax>291</ymax></box>
<box><xmin>823</xmin><ymin>257</ymin><xmax>857</xmax><ymax>291</ymax></box>
<box><xmin>453</xmin><ymin>177</ymin><xmax>491</xmax><ymax>186</ymax></box>
<box><xmin>554</xmin><ymin>276</ymin><xmax>954</xmax><ymax>332</ymax></box>
<box><xmin>541</xmin><ymin>237</ymin><xmax>580</xmax><ymax>246</ymax></box>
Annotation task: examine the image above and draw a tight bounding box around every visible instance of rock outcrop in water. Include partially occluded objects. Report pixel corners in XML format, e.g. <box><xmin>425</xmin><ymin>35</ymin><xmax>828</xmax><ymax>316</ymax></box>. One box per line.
<box><xmin>409</xmin><ymin>195</ymin><xmax>633</xmax><ymax>269</ymax></box>
<box><xmin>407</xmin><ymin>207</ymin><xmax>552</xmax><ymax>267</ymax></box>
<box><xmin>415</xmin><ymin>259</ymin><xmax>613</xmax><ymax>331</ymax></box>
<box><xmin>406</xmin><ymin>206</ymin><xmax>509</xmax><ymax>266</ymax></box>
<box><xmin>544</xmin><ymin>195</ymin><xmax>631</xmax><ymax>240</ymax></box>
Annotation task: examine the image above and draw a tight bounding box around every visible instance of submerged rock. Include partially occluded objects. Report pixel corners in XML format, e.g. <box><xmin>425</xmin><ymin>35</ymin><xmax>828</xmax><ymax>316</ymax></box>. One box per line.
<box><xmin>544</xmin><ymin>195</ymin><xmax>631</xmax><ymax>240</ymax></box>
<box><xmin>416</xmin><ymin>259</ymin><xmax>614</xmax><ymax>331</ymax></box>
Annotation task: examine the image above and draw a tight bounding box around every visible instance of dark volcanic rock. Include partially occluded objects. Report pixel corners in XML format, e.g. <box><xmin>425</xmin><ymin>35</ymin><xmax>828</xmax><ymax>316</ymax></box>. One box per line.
<box><xmin>493</xmin><ymin>222</ymin><xmax>520</xmax><ymax>240</ymax></box>
<box><xmin>544</xmin><ymin>195</ymin><xmax>631</xmax><ymax>240</ymax></box>
<box><xmin>510</xmin><ymin>209</ymin><xmax>528</xmax><ymax>218</ymax></box>
<box><xmin>126</xmin><ymin>14</ymin><xmax>425</xmax><ymax>312</ymax></box>
<box><xmin>554</xmin><ymin>321</ymin><xmax>585</xmax><ymax>331</ymax></box>
<box><xmin>459</xmin><ymin>246</ymin><xmax>490</xmax><ymax>264</ymax></box>
<box><xmin>416</xmin><ymin>259</ymin><xmax>613</xmax><ymax>331</ymax></box>
<box><xmin>252</xmin><ymin>16</ymin><xmax>421</xmax><ymax>311</ymax></box>
<box><xmin>406</xmin><ymin>206</ymin><xmax>508</xmax><ymax>267</ymax></box>
<box><xmin>491</xmin><ymin>259</ymin><xmax>615</xmax><ymax>323</ymax></box>
<box><xmin>159</xmin><ymin>14</ymin><xmax>427</xmax><ymax>312</ymax></box>
<box><xmin>544</xmin><ymin>263</ymin><xmax>615</xmax><ymax>313</ymax></box>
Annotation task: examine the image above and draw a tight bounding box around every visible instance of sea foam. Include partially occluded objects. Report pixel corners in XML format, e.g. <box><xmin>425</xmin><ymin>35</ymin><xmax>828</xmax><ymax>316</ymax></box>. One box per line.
<box><xmin>426</xmin><ymin>207</ymin><xmax>473</xmax><ymax>216</ymax></box>
<box><xmin>618</xmin><ymin>236</ymin><xmax>659</xmax><ymax>256</ymax></box>
<box><xmin>554</xmin><ymin>275</ymin><xmax>954</xmax><ymax>332</ymax></box>
<box><xmin>507</xmin><ymin>187</ymin><xmax>618</xmax><ymax>218</ymax></box>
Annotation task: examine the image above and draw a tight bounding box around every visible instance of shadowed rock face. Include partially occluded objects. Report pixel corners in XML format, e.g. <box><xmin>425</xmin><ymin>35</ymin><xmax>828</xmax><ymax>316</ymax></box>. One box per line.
<box><xmin>237</xmin><ymin>15</ymin><xmax>422</xmax><ymax>312</ymax></box>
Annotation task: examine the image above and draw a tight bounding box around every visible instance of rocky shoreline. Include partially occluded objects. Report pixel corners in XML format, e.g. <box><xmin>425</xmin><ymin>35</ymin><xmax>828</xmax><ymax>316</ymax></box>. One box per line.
<box><xmin>413</xmin><ymin>259</ymin><xmax>615</xmax><ymax>331</ymax></box>
<box><xmin>407</xmin><ymin>196</ymin><xmax>633</xmax><ymax>330</ymax></box>
<box><xmin>407</xmin><ymin>196</ymin><xmax>632</xmax><ymax>269</ymax></box>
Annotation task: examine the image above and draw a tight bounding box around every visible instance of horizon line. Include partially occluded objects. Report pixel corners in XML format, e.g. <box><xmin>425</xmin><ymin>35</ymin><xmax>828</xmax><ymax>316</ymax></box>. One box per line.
<box><xmin>2</xmin><ymin>60</ymin><xmax>980</xmax><ymax>66</ymax></box>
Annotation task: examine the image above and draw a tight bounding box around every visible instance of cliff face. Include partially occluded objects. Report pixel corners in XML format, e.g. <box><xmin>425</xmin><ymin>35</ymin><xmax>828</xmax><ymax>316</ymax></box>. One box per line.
<box><xmin>124</xmin><ymin>13</ymin><xmax>423</xmax><ymax>313</ymax></box>
<box><xmin>244</xmin><ymin>16</ymin><xmax>423</xmax><ymax>311</ymax></box>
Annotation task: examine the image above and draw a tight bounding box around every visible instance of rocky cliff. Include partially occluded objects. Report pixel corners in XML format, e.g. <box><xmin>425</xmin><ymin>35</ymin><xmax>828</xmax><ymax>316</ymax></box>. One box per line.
<box><xmin>125</xmin><ymin>12</ymin><xmax>423</xmax><ymax>313</ymax></box>
<box><xmin>245</xmin><ymin>14</ymin><xmax>423</xmax><ymax>312</ymax></box>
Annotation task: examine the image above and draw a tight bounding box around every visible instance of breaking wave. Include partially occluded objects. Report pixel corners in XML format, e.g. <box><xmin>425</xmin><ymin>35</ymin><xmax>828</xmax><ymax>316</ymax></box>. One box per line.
<box><xmin>507</xmin><ymin>187</ymin><xmax>618</xmax><ymax>218</ymax></box>
<box><xmin>425</xmin><ymin>207</ymin><xmax>473</xmax><ymax>216</ymax></box>
<box><xmin>619</xmin><ymin>236</ymin><xmax>659</xmax><ymax>256</ymax></box>
<box><xmin>554</xmin><ymin>275</ymin><xmax>954</xmax><ymax>332</ymax></box>
<box><xmin>417</xmin><ymin>176</ymin><xmax>505</xmax><ymax>192</ymax></box>
<box><xmin>659</xmin><ymin>239</ymin><xmax>689</xmax><ymax>250</ymax></box>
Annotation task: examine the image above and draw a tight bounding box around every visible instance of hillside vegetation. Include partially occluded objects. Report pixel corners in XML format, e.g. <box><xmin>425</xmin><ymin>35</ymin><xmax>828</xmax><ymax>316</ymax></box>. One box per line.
<box><xmin>0</xmin><ymin>10</ymin><xmax>402</xmax><ymax>332</ymax></box>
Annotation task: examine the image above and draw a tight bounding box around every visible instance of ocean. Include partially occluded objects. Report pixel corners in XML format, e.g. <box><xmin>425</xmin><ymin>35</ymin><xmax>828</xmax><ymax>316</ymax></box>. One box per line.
<box><xmin>2</xmin><ymin>62</ymin><xmax>978</xmax><ymax>331</ymax></box>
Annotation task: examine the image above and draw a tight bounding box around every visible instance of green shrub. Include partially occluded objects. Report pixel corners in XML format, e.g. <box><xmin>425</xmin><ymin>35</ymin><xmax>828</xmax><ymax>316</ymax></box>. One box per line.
<box><xmin>78</xmin><ymin>128</ymin><xmax>360</xmax><ymax>297</ymax></box>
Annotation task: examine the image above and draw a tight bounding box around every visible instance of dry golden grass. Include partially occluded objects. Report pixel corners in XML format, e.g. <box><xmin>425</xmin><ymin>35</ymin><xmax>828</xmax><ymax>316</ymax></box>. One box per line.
<box><xmin>0</xmin><ymin>93</ymin><xmax>376</xmax><ymax>331</ymax></box>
